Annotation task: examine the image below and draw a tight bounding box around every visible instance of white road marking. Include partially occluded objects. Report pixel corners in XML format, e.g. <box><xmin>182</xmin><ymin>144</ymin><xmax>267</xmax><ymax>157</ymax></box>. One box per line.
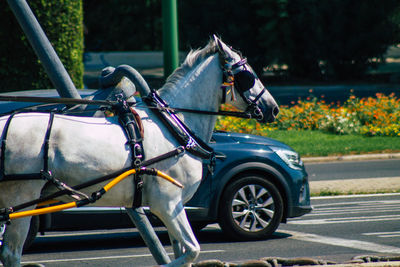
<box><xmin>39</xmin><ymin>229</ymin><xmax>137</xmax><ymax>238</ymax></box>
<box><xmin>288</xmin><ymin>214</ymin><xmax>400</xmax><ymax>225</ymax></box>
<box><xmin>281</xmin><ymin>230</ymin><xmax>400</xmax><ymax>254</ymax></box>
<box><xmin>23</xmin><ymin>253</ymin><xmax>158</xmax><ymax>264</ymax></box>
<box><xmin>304</xmin><ymin>206</ymin><xmax>400</xmax><ymax>217</ymax></box>
<box><xmin>312</xmin><ymin>199</ymin><xmax>400</xmax><ymax>208</ymax></box>
<box><xmin>311</xmin><ymin>192</ymin><xmax>400</xmax><ymax>200</ymax></box>
<box><xmin>21</xmin><ymin>250</ymin><xmax>225</xmax><ymax>265</ymax></box>
<box><xmin>363</xmin><ymin>231</ymin><xmax>400</xmax><ymax>238</ymax></box>
<box><xmin>291</xmin><ymin>198</ymin><xmax>400</xmax><ymax>223</ymax></box>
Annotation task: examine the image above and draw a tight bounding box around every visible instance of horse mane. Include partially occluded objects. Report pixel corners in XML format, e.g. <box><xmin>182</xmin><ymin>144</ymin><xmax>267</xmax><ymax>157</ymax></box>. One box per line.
<box><xmin>160</xmin><ymin>39</ymin><xmax>219</xmax><ymax>92</ymax></box>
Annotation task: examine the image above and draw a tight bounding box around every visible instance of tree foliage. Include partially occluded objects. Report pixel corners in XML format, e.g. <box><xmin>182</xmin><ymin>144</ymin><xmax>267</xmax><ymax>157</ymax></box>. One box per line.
<box><xmin>0</xmin><ymin>0</ymin><xmax>83</xmax><ymax>92</ymax></box>
<box><xmin>83</xmin><ymin>0</ymin><xmax>161</xmax><ymax>51</ymax></box>
<box><xmin>1</xmin><ymin>0</ymin><xmax>398</xmax><ymax>90</ymax></box>
<box><xmin>84</xmin><ymin>0</ymin><xmax>400</xmax><ymax>81</ymax></box>
<box><xmin>254</xmin><ymin>0</ymin><xmax>400</xmax><ymax>80</ymax></box>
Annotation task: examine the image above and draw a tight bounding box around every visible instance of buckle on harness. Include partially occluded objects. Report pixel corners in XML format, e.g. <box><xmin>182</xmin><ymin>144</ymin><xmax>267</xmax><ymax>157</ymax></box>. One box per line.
<box><xmin>133</xmin><ymin>143</ymin><xmax>143</xmax><ymax>167</ymax></box>
<box><xmin>133</xmin><ymin>143</ymin><xmax>143</xmax><ymax>159</ymax></box>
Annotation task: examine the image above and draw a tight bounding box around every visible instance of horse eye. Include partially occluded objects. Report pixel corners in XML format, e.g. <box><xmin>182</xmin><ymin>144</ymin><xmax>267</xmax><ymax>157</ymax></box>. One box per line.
<box><xmin>234</xmin><ymin>71</ymin><xmax>255</xmax><ymax>93</ymax></box>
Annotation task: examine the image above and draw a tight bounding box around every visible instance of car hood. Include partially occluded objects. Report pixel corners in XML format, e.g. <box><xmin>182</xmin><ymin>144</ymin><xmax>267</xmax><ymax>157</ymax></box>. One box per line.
<box><xmin>212</xmin><ymin>131</ymin><xmax>294</xmax><ymax>151</ymax></box>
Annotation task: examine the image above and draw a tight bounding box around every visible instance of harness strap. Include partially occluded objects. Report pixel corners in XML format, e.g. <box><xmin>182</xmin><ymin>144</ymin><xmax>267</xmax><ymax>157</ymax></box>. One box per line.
<box><xmin>0</xmin><ymin>167</ymin><xmax>183</xmax><ymax>224</ymax></box>
<box><xmin>114</xmin><ymin>96</ymin><xmax>145</xmax><ymax>167</ymax></box>
<box><xmin>157</xmin><ymin>106</ymin><xmax>251</xmax><ymax>119</ymax></box>
<box><xmin>43</xmin><ymin>112</ymin><xmax>55</xmax><ymax>173</ymax></box>
<box><xmin>0</xmin><ymin>107</ymin><xmax>185</xmax><ymax>209</ymax></box>
<box><xmin>133</xmin><ymin>173</ymin><xmax>143</xmax><ymax>208</ymax></box>
<box><xmin>1</xmin><ymin>113</ymin><xmax>56</xmax><ymax>181</ymax></box>
<box><xmin>144</xmin><ymin>90</ymin><xmax>215</xmax><ymax>160</ymax></box>
<box><xmin>113</xmin><ymin>96</ymin><xmax>146</xmax><ymax>207</ymax></box>
<box><xmin>40</xmin><ymin>170</ymin><xmax>89</xmax><ymax>201</ymax></box>
<box><xmin>0</xmin><ymin>113</ymin><xmax>91</xmax><ymax>201</ymax></box>
<box><xmin>7</xmin><ymin>147</ymin><xmax>185</xmax><ymax>214</ymax></box>
<box><xmin>130</xmin><ymin>107</ymin><xmax>144</xmax><ymax>138</ymax></box>
<box><xmin>0</xmin><ymin>113</ymin><xmax>43</xmax><ymax>180</ymax></box>
<box><xmin>0</xmin><ymin>113</ymin><xmax>16</xmax><ymax>180</ymax></box>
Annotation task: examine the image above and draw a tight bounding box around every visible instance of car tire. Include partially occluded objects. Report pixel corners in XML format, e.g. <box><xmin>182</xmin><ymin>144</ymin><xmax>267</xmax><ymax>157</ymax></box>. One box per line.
<box><xmin>218</xmin><ymin>175</ymin><xmax>283</xmax><ymax>240</ymax></box>
<box><xmin>23</xmin><ymin>216</ymin><xmax>39</xmax><ymax>251</ymax></box>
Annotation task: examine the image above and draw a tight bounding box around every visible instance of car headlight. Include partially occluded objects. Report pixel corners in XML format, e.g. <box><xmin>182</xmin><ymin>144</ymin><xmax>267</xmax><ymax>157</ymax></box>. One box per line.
<box><xmin>272</xmin><ymin>147</ymin><xmax>303</xmax><ymax>170</ymax></box>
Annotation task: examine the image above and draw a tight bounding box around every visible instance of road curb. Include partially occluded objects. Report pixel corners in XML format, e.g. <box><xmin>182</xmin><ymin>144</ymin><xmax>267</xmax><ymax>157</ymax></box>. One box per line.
<box><xmin>302</xmin><ymin>153</ymin><xmax>400</xmax><ymax>163</ymax></box>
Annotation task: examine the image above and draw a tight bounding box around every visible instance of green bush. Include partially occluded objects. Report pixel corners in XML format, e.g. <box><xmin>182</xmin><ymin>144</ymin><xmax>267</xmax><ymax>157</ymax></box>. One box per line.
<box><xmin>216</xmin><ymin>92</ymin><xmax>400</xmax><ymax>137</ymax></box>
<box><xmin>0</xmin><ymin>1</ymin><xmax>84</xmax><ymax>92</ymax></box>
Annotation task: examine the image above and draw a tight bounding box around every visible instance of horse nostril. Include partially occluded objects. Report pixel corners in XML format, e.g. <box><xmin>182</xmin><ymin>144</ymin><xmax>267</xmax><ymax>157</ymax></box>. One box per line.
<box><xmin>273</xmin><ymin>106</ymin><xmax>279</xmax><ymax>117</ymax></box>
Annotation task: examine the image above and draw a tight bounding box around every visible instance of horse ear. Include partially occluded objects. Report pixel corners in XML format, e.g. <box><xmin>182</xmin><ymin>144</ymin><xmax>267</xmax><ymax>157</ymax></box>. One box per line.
<box><xmin>213</xmin><ymin>34</ymin><xmax>223</xmax><ymax>52</ymax></box>
<box><xmin>213</xmin><ymin>34</ymin><xmax>230</xmax><ymax>59</ymax></box>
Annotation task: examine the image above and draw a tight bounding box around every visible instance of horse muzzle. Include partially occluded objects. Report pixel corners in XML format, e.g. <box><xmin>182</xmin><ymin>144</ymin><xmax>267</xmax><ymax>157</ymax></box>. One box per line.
<box><xmin>253</xmin><ymin>104</ymin><xmax>279</xmax><ymax>123</ymax></box>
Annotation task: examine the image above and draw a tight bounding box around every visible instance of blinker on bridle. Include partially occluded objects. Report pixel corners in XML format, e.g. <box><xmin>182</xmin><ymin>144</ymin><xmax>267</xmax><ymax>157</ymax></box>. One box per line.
<box><xmin>220</xmin><ymin>54</ymin><xmax>266</xmax><ymax>121</ymax></box>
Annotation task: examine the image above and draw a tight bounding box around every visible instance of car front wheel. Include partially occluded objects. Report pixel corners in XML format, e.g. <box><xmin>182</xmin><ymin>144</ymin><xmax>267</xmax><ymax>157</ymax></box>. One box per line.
<box><xmin>218</xmin><ymin>175</ymin><xmax>283</xmax><ymax>240</ymax></box>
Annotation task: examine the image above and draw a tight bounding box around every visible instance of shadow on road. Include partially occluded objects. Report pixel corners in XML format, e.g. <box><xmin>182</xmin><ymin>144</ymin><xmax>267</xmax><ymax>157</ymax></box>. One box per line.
<box><xmin>24</xmin><ymin>228</ymin><xmax>291</xmax><ymax>254</ymax></box>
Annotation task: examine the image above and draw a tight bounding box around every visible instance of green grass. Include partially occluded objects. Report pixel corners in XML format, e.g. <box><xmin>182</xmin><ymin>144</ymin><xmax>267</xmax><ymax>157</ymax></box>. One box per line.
<box><xmin>263</xmin><ymin>130</ymin><xmax>400</xmax><ymax>157</ymax></box>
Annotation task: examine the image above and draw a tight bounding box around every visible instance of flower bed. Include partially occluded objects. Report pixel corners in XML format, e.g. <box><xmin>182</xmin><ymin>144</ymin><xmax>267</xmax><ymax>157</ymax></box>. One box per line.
<box><xmin>216</xmin><ymin>92</ymin><xmax>400</xmax><ymax>137</ymax></box>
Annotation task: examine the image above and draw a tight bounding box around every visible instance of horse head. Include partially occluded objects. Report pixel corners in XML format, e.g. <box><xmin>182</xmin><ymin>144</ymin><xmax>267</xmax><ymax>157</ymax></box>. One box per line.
<box><xmin>213</xmin><ymin>35</ymin><xmax>279</xmax><ymax>123</ymax></box>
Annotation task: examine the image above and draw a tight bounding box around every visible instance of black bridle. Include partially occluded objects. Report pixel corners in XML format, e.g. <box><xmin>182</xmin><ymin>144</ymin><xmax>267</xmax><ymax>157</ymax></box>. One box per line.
<box><xmin>152</xmin><ymin>54</ymin><xmax>266</xmax><ymax>121</ymax></box>
<box><xmin>219</xmin><ymin>50</ymin><xmax>266</xmax><ymax>122</ymax></box>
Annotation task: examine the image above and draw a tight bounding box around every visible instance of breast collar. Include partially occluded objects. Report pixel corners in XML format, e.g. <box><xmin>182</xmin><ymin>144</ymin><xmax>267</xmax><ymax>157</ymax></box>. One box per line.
<box><xmin>144</xmin><ymin>90</ymin><xmax>215</xmax><ymax>160</ymax></box>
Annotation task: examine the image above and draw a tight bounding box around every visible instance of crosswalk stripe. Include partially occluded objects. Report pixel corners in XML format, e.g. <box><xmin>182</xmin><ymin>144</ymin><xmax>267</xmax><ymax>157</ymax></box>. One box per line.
<box><xmin>281</xmin><ymin>230</ymin><xmax>400</xmax><ymax>254</ymax></box>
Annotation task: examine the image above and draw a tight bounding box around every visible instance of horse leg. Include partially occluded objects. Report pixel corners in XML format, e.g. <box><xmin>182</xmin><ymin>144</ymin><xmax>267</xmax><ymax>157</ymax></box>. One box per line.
<box><xmin>152</xmin><ymin>200</ymin><xmax>200</xmax><ymax>267</ymax></box>
<box><xmin>0</xmin><ymin>217</ymin><xmax>32</xmax><ymax>267</ymax></box>
<box><xmin>169</xmin><ymin>235</ymin><xmax>183</xmax><ymax>259</ymax></box>
<box><xmin>0</xmin><ymin>181</ymin><xmax>44</xmax><ymax>267</ymax></box>
<box><xmin>125</xmin><ymin>207</ymin><xmax>171</xmax><ymax>265</ymax></box>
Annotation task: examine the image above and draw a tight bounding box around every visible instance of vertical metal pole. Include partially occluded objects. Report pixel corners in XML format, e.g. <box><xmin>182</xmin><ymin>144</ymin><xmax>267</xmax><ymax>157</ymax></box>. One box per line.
<box><xmin>7</xmin><ymin>0</ymin><xmax>82</xmax><ymax>99</ymax></box>
<box><xmin>162</xmin><ymin>0</ymin><xmax>179</xmax><ymax>78</ymax></box>
<box><xmin>7</xmin><ymin>1</ymin><xmax>171</xmax><ymax>264</ymax></box>
<box><xmin>126</xmin><ymin>208</ymin><xmax>171</xmax><ymax>265</ymax></box>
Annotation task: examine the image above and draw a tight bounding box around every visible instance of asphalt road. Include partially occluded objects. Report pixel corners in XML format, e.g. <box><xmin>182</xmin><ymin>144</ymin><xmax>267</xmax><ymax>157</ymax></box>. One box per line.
<box><xmin>304</xmin><ymin>158</ymin><xmax>400</xmax><ymax>181</ymax></box>
<box><xmin>20</xmin><ymin>193</ymin><xmax>400</xmax><ymax>266</ymax></box>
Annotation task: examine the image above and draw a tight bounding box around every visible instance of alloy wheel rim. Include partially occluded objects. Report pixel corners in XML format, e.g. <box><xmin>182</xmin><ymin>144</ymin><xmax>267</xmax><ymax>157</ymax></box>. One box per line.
<box><xmin>231</xmin><ymin>184</ymin><xmax>275</xmax><ymax>232</ymax></box>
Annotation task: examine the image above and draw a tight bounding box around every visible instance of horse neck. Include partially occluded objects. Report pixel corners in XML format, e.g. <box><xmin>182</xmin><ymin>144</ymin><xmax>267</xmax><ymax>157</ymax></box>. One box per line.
<box><xmin>159</xmin><ymin>54</ymin><xmax>222</xmax><ymax>142</ymax></box>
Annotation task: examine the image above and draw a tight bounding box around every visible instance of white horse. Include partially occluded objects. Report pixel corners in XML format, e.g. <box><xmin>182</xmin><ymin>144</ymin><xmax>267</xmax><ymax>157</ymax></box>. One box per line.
<box><xmin>0</xmin><ymin>36</ymin><xmax>278</xmax><ymax>267</ymax></box>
